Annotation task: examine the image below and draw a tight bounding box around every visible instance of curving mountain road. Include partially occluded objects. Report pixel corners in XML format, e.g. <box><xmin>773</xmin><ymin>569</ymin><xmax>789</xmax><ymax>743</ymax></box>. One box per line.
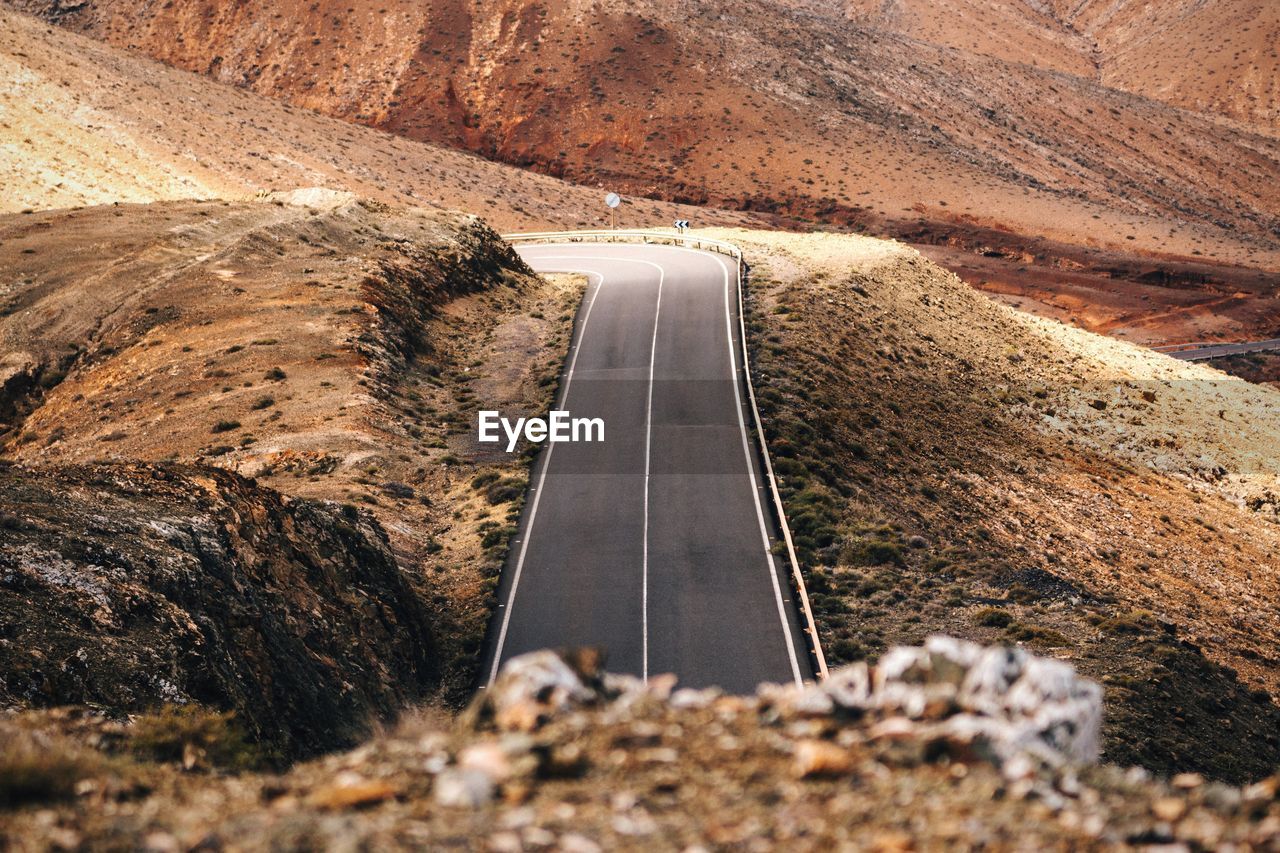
<box><xmin>1159</xmin><ymin>338</ymin><xmax>1280</xmax><ymax>362</ymax></box>
<box><xmin>480</xmin><ymin>242</ymin><xmax>814</xmax><ymax>692</ymax></box>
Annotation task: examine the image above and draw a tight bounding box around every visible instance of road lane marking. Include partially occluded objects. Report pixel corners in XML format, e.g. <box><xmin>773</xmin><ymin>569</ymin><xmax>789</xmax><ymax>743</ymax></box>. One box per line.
<box><xmin>642</xmin><ymin>262</ymin><xmax>666</xmax><ymax>683</ymax></box>
<box><xmin>496</xmin><ymin>245</ymin><xmax>803</xmax><ymax>688</ymax></box>
<box><xmin>628</xmin><ymin>243</ymin><xmax>807</xmax><ymax>685</ymax></box>
<box><xmin>485</xmin><ymin>269</ymin><xmax>605</xmax><ymax>687</ymax></box>
<box><xmin>521</xmin><ymin>253</ymin><xmax>666</xmax><ymax>685</ymax></box>
<box><xmin>712</xmin><ymin>251</ymin><xmax>805</xmax><ymax>687</ymax></box>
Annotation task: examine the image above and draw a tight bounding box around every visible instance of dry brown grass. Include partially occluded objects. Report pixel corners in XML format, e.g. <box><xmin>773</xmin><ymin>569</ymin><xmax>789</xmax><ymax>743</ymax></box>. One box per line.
<box><xmin>717</xmin><ymin>226</ymin><xmax>1280</xmax><ymax>781</ymax></box>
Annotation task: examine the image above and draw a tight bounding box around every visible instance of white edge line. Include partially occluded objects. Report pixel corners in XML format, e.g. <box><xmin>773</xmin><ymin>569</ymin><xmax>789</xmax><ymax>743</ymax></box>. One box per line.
<box><xmin>714</xmin><ymin>253</ymin><xmax>804</xmax><ymax>687</ymax></box>
<box><xmin>642</xmin><ymin>265</ymin><xmax>665</xmax><ymax>683</ymax></box>
<box><xmin>486</xmin><ymin>268</ymin><xmax>604</xmax><ymax>687</ymax></box>
<box><xmin>512</xmin><ymin>236</ymin><xmax>830</xmax><ymax>682</ymax></box>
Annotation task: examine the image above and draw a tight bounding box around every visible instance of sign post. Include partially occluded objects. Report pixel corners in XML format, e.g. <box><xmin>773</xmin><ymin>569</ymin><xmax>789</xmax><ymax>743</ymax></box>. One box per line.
<box><xmin>604</xmin><ymin>192</ymin><xmax>621</xmax><ymax>230</ymax></box>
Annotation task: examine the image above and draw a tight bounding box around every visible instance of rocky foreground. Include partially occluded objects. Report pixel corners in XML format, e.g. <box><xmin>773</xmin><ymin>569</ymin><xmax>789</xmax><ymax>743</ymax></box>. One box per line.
<box><xmin>4</xmin><ymin>638</ymin><xmax>1279</xmax><ymax>850</ymax></box>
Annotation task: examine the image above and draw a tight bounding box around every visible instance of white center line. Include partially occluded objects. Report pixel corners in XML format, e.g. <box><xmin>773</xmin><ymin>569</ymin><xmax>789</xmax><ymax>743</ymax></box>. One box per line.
<box><xmin>642</xmin><ymin>264</ymin><xmax>666</xmax><ymax>683</ymax></box>
<box><xmin>524</xmin><ymin>254</ymin><xmax>666</xmax><ymax>683</ymax></box>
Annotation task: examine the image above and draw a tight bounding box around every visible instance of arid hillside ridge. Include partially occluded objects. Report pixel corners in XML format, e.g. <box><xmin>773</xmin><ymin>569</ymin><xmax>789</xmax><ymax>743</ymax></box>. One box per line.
<box><xmin>3</xmin><ymin>2</ymin><xmax>1280</xmax><ymax>847</ymax></box>
<box><xmin>13</xmin><ymin>0</ymin><xmax>1279</xmax><ymax>351</ymax></box>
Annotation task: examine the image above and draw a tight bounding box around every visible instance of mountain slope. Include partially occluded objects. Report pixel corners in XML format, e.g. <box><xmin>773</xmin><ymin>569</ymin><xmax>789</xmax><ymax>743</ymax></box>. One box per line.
<box><xmin>844</xmin><ymin>0</ymin><xmax>1280</xmax><ymax>131</ymax></box>
<box><xmin>11</xmin><ymin>0</ymin><xmax>1279</xmax><ymax>271</ymax></box>
<box><xmin>0</xmin><ymin>8</ymin><xmax>747</xmax><ymax>231</ymax></box>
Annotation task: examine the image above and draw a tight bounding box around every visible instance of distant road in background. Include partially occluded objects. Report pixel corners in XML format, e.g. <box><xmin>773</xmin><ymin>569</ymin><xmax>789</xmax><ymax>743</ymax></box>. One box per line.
<box><xmin>1156</xmin><ymin>338</ymin><xmax>1280</xmax><ymax>361</ymax></box>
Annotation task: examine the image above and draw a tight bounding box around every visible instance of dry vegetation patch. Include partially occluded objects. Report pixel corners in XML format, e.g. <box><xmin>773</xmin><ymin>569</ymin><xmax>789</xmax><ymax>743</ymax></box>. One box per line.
<box><xmin>714</xmin><ymin>227</ymin><xmax>1280</xmax><ymax>782</ymax></box>
<box><xmin>0</xmin><ymin>195</ymin><xmax>580</xmax><ymax>708</ymax></box>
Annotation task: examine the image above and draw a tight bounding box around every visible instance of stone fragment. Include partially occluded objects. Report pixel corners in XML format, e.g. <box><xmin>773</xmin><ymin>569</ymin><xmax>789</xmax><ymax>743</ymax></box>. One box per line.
<box><xmin>434</xmin><ymin>768</ymin><xmax>495</xmax><ymax>808</ymax></box>
<box><xmin>459</xmin><ymin>743</ymin><xmax>514</xmax><ymax>784</ymax></box>
<box><xmin>1152</xmin><ymin>796</ymin><xmax>1187</xmax><ymax>822</ymax></box>
<box><xmin>794</xmin><ymin>739</ymin><xmax>854</xmax><ymax>778</ymax></box>
<box><xmin>307</xmin><ymin>773</ymin><xmax>397</xmax><ymax>811</ymax></box>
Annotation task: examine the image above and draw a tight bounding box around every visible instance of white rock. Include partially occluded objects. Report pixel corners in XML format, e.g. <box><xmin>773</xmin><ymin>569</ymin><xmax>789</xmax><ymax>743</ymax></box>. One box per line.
<box><xmin>433</xmin><ymin>768</ymin><xmax>495</xmax><ymax>808</ymax></box>
<box><xmin>823</xmin><ymin>661</ymin><xmax>871</xmax><ymax>709</ymax></box>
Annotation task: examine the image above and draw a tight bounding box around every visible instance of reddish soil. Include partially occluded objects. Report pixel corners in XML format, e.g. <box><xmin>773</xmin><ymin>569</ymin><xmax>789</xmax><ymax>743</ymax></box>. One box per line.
<box><xmin>842</xmin><ymin>0</ymin><xmax>1280</xmax><ymax>132</ymax></box>
<box><xmin>911</xmin><ymin>229</ymin><xmax>1280</xmax><ymax>347</ymax></box>
<box><xmin>10</xmin><ymin>0</ymin><xmax>1278</xmax><ymax>347</ymax></box>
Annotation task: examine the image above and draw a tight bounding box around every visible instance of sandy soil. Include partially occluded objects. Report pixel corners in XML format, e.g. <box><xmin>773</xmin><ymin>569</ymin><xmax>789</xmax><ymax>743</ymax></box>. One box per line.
<box><xmin>711</xmin><ymin>226</ymin><xmax>1280</xmax><ymax>778</ymax></box>
<box><xmin>0</xmin><ymin>9</ymin><xmax>753</xmax><ymax>232</ymax></box>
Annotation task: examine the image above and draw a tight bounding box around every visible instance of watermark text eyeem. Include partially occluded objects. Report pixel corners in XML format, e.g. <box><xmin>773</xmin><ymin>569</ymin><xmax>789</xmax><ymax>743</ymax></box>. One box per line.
<box><xmin>477</xmin><ymin>410</ymin><xmax>604</xmax><ymax>452</ymax></box>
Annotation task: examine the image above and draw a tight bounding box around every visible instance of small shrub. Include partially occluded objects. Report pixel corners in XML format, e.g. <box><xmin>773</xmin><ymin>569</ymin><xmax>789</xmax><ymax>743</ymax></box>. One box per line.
<box><xmin>129</xmin><ymin>705</ymin><xmax>264</xmax><ymax>771</ymax></box>
<box><xmin>481</xmin><ymin>526</ymin><xmax>515</xmax><ymax>550</ymax></box>
<box><xmin>974</xmin><ymin>607</ymin><xmax>1013</xmax><ymax>628</ymax></box>
<box><xmin>1005</xmin><ymin>583</ymin><xmax>1041</xmax><ymax>603</ymax></box>
<box><xmin>1006</xmin><ymin>623</ymin><xmax>1070</xmax><ymax>647</ymax></box>
<box><xmin>263</xmin><ymin>367</ymin><xmax>287</xmax><ymax>381</ymax></box>
<box><xmin>486</xmin><ymin>478</ymin><xmax>524</xmax><ymax>505</ymax></box>
<box><xmin>841</xmin><ymin>537</ymin><xmax>905</xmax><ymax>567</ymax></box>
<box><xmin>0</xmin><ymin>729</ymin><xmax>101</xmax><ymax>806</ymax></box>
<box><xmin>211</xmin><ymin>420</ymin><xmax>241</xmax><ymax>434</ymax></box>
<box><xmin>831</xmin><ymin>638</ymin><xmax>863</xmax><ymax>661</ymax></box>
<box><xmin>1099</xmin><ymin>609</ymin><xmax>1158</xmax><ymax>635</ymax></box>
<box><xmin>250</xmin><ymin>396</ymin><xmax>275</xmax><ymax>410</ymax></box>
<box><xmin>471</xmin><ymin>471</ymin><xmax>501</xmax><ymax>489</ymax></box>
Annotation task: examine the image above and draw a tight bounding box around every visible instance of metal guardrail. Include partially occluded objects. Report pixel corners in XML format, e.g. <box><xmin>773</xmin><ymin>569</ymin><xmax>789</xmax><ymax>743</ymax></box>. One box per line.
<box><xmin>1151</xmin><ymin>341</ymin><xmax>1220</xmax><ymax>352</ymax></box>
<box><xmin>1152</xmin><ymin>338</ymin><xmax>1280</xmax><ymax>361</ymax></box>
<box><xmin>504</xmin><ymin>230</ymin><xmax>745</xmax><ymax>262</ymax></box>
<box><xmin>503</xmin><ymin>229</ymin><xmax>830</xmax><ymax>681</ymax></box>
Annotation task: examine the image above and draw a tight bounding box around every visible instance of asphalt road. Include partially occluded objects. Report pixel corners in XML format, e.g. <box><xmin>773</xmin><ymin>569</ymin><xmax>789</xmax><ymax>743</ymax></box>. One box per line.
<box><xmin>480</xmin><ymin>242</ymin><xmax>813</xmax><ymax>692</ymax></box>
<box><xmin>1160</xmin><ymin>338</ymin><xmax>1280</xmax><ymax>361</ymax></box>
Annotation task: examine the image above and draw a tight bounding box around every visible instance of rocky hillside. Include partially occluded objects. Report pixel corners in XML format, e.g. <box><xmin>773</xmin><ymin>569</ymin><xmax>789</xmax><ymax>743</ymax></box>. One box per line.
<box><xmin>842</xmin><ymin>0</ymin><xmax>1280</xmax><ymax>131</ymax></box>
<box><xmin>4</xmin><ymin>644</ymin><xmax>1279</xmax><ymax>849</ymax></box>
<box><xmin>0</xmin><ymin>8</ymin><xmax>743</xmax><ymax>231</ymax></box>
<box><xmin>0</xmin><ymin>461</ymin><xmax>435</xmax><ymax>761</ymax></box>
<box><xmin>12</xmin><ymin>0</ymin><xmax>1277</xmax><ymax>270</ymax></box>
<box><xmin>0</xmin><ymin>191</ymin><xmax>584</xmax><ymax>704</ymax></box>
<box><xmin>720</xmin><ymin>227</ymin><xmax>1280</xmax><ymax>782</ymax></box>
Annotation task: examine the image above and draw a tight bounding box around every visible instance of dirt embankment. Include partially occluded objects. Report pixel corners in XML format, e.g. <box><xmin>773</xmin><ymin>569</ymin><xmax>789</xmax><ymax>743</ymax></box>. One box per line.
<box><xmin>0</xmin><ymin>193</ymin><xmax>580</xmax><ymax>731</ymax></box>
<box><xmin>716</xmin><ymin>227</ymin><xmax>1280</xmax><ymax>783</ymax></box>
<box><xmin>0</xmin><ymin>461</ymin><xmax>435</xmax><ymax>761</ymax></box>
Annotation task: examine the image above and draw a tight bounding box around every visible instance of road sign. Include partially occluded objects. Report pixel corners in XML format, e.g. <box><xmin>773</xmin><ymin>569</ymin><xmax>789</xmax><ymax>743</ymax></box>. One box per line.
<box><xmin>604</xmin><ymin>192</ymin><xmax>621</xmax><ymax>209</ymax></box>
<box><xmin>674</xmin><ymin>219</ymin><xmax>690</xmax><ymax>233</ymax></box>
